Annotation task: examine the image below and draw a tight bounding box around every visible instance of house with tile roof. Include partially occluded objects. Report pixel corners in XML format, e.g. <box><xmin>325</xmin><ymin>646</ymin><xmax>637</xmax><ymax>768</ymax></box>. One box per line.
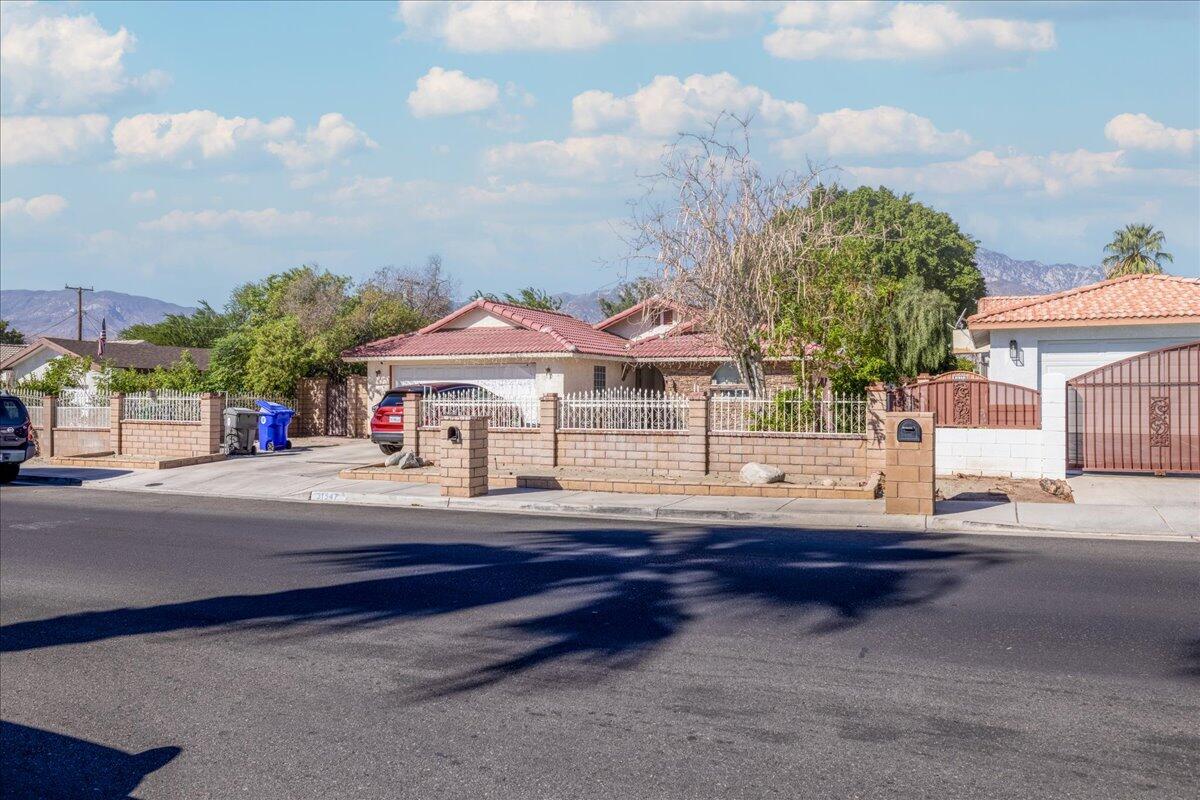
<box><xmin>965</xmin><ymin>273</ymin><xmax>1200</xmax><ymax>390</ymax></box>
<box><xmin>0</xmin><ymin>337</ymin><xmax>211</xmax><ymax>388</ymax></box>
<box><xmin>341</xmin><ymin>296</ymin><xmax>797</xmax><ymax>405</ymax></box>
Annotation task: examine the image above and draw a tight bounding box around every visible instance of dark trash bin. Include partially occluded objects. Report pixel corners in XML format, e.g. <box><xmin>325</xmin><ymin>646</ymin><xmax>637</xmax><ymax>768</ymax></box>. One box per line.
<box><xmin>255</xmin><ymin>400</ymin><xmax>295</xmax><ymax>452</ymax></box>
<box><xmin>222</xmin><ymin>407</ymin><xmax>259</xmax><ymax>455</ymax></box>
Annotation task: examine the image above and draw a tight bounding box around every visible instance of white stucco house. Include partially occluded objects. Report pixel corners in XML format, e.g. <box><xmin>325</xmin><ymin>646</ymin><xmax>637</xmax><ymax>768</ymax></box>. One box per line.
<box><xmin>966</xmin><ymin>274</ymin><xmax>1200</xmax><ymax>391</ymax></box>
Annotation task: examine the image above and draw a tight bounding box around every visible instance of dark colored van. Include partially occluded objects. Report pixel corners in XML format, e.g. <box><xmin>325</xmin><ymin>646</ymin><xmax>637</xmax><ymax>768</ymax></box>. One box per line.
<box><xmin>0</xmin><ymin>393</ymin><xmax>34</xmax><ymax>483</ymax></box>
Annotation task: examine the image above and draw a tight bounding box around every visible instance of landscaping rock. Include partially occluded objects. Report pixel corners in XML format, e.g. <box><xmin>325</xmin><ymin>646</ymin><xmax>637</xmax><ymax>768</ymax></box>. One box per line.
<box><xmin>396</xmin><ymin>450</ymin><xmax>423</xmax><ymax>469</ymax></box>
<box><xmin>384</xmin><ymin>452</ymin><xmax>403</xmax><ymax>467</ymax></box>
<box><xmin>740</xmin><ymin>462</ymin><xmax>784</xmax><ymax>485</ymax></box>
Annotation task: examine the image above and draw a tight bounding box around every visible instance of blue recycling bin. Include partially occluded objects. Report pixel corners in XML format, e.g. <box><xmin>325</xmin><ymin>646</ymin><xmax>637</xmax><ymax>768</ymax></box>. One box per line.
<box><xmin>255</xmin><ymin>400</ymin><xmax>295</xmax><ymax>452</ymax></box>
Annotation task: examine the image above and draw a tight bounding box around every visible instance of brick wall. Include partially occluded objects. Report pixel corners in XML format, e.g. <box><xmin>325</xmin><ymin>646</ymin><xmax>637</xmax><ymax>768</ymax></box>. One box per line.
<box><xmin>709</xmin><ymin>433</ymin><xmax>868</xmax><ymax>479</ymax></box>
<box><xmin>51</xmin><ymin>428</ymin><xmax>109</xmax><ymax>456</ymax></box>
<box><xmin>121</xmin><ymin>421</ymin><xmax>213</xmax><ymax>457</ymax></box>
<box><xmin>556</xmin><ymin>430</ymin><xmax>695</xmax><ymax>475</ymax></box>
<box><xmin>295</xmin><ymin>377</ymin><xmax>327</xmax><ymax>437</ymax></box>
<box><xmin>656</xmin><ymin>361</ymin><xmax>795</xmax><ymax>394</ymax></box>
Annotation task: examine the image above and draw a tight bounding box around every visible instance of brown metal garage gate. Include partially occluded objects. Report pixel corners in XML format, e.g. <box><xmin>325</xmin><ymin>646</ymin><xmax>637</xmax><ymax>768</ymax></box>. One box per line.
<box><xmin>1066</xmin><ymin>340</ymin><xmax>1200</xmax><ymax>474</ymax></box>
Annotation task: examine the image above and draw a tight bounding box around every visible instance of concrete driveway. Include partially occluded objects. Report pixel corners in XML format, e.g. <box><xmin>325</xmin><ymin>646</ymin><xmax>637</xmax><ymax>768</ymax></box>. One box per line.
<box><xmin>1068</xmin><ymin>473</ymin><xmax>1200</xmax><ymax>507</ymax></box>
<box><xmin>76</xmin><ymin>439</ymin><xmax>385</xmax><ymax>502</ymax></box>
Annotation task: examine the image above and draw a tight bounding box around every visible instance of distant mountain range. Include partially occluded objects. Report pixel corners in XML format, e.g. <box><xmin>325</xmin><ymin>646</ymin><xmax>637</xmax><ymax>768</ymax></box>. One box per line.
<box><xmin>0</xmin><ymin>249</ymin><xmax>1107</xmax><ymax>337</ymax></box>
<box><xmin>0</xmin><ymin>289</ymin><xmax>196</xmax><ymax>341</ymax></box>
<box><xmin>556</xmin><ymin>249</ymin><xmax>1107</xmax><ymax>321</ymax></box>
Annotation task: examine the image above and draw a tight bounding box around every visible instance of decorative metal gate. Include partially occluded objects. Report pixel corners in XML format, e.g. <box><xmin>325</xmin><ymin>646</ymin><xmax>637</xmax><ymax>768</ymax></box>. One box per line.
<box><xmin>887</xmin><ymin>371</ymin><xmax>1041</xmax><ymax>429</ymax></box>
<box><xmin>1066</xmin><ymin>340</ymin><xmax>1200</xmax><ymax>474</ymax></box>
<box><xmin>325</xmin><ymin>379</ymin><xmax>349</xmax><ymax>437</ymax></box>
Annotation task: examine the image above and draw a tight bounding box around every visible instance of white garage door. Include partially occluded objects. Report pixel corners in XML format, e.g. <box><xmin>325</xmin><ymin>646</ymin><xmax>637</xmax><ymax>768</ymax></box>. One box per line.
<box><xmin>389</xmin><ymin>363</ymin><xmax>536</xmax><ymax>402</ymax></box>
<box><xmin>1039</xmin><ymin>338</ymin><xmax>1198</xmax><ymax>387</ymax></box>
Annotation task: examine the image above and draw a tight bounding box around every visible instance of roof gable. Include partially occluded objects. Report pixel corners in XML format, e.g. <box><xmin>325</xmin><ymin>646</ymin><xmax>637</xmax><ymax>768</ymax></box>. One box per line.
<box><xmin>0</xmin><ymin>337</ymin><xmax>212</xmax><ymax>371</ymax></box>
<box><xmin>968</xmin><ymin>274</ymin><xmax>1200</xmax><ymax>329</ymax></box>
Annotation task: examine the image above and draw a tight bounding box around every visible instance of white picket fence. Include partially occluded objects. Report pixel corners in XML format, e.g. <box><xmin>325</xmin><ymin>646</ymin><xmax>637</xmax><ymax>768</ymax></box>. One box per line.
<box><xmin>559</xmin><ymin>388</ymin><xmax>689</xmax><ymax>431</ymax></box>
<box><xmin>421</xmin><ymin>387</ymin><xmax>539</xmax><ymax>429</ymax></box>
<box><xmin>709</xmin><ymin>391</ymin><xmax>866</xmax><ymax>436</ymax></box>
<box><xmin>57</xmin><ymin>389</ymin><xmax>111</xmax><ymax>428</ymax></box>
<box><xmin>124</xmin><ymin>390</ymin><xmax>202</xmax><ymax>422</ymax></box>
<box><xmin>9</xmin><ymin>388</ymin><xmax>45</xmax><ymax>428</ymax></box>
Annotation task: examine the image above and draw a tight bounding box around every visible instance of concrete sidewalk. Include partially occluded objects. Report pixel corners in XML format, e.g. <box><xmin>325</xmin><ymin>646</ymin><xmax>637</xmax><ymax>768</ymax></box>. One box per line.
<box><xmin>11</xmin><ymin>440</ymin><xmax>1197</xmax><ymax>542</ymax></box>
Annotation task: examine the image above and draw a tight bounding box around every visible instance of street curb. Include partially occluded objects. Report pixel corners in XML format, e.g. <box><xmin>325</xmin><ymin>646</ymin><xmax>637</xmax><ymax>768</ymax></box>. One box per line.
<box><xmin>306</xmin><ymin>489</ymin><xmax>1195</xmax><ymax>542</ymax></box>
<box><xmin>11</xmin><ymin>474</ymin><xmax>84</xmax><ymax>486</ymax></box>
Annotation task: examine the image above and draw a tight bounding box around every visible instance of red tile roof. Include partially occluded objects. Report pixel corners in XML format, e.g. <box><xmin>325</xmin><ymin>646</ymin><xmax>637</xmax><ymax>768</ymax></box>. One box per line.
<box><xmin>975</xmin><ymin>295</ymin><xmax>1041</xmax><ymax>316</ymax></box>
<box><xmin>968</xmin><ymin>274</ymin><xmax>1200</xmax><ymax>329</ymax></box>
<box><xmin>626</xmin><ymin>332</ymin><xmax>730</xmax><ymax>360</ymax></box>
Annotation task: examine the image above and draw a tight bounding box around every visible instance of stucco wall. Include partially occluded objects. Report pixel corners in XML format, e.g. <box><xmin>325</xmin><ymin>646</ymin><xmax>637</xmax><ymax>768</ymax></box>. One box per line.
<box><xmin>986</xmin><ymin>323</ymin><xmax>1200</xmax><ymax>390</ymax></box>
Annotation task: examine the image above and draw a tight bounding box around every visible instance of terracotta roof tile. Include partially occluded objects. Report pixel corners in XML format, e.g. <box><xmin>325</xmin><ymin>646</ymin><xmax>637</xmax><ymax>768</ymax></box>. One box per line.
<box><xmin>626</xmin><ymin>332</ymin><xmax>730</xmax><ymax>360</ymax></box>
<box><xmin>968</xmin><ymin>274</ymin><xmax>1200</xmax><ymax>329</ymax></box>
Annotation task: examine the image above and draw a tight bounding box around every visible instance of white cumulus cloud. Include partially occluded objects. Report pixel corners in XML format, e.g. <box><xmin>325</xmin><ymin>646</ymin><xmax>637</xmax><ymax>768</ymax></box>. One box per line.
<box><xmin>484</xmin><ymin>135</ymin><xmax>665</xmax><ymax>180</ymax></box>
<box><xmin>572</xmin><ymin>72</ymin><xmax>811</xmax><ymax>137</ymax></box>
<box><xmin>139</xmin><ymin>207</ymin><xmax>362</xmax><ymax>237</ymax></box>
<box><xmin>0</xmin><ymin>114</ymin><xmax>110</xmax><ymax>165</ymax></box>
<box><xmin>407</xmin><ymin>67</ymin><xmax>501</xmax><ymax>117</ymax></box>
<box><xmin>1104</xmin><ymin>113</ymin><xmax>1198</xmax><ymax>155</ymax></box>
<box><xmin>765</xmin><ymin>2</ymin><xmax>1056</xmax><ymax>66</ymax></box>
<box><xmin>1</xmin><ymin>193</ymin><xmax>68</xmax><ymax>221</ymax></box>
<box><xmin>398</xmin><ymin>1</ymin><xmax>763</xmax><ymax>52</ymax></box>
<box><xmin>0</xmin><ymin>7</ymin><xmax>169</xmax><ymax>110</ymax></box>
<box><xmin>263</xmin><ymin>113</ymin><xmax>377</xmax><ymax>170</ymax></box>
<box><xmin>129</xmin><ymin>189</ymin><xmax>157</xmax><ymax>203</ymax></box>
<box><xmin>773</xmin><ymin>105</ymin><xmax>972</xmax><ymax>157</ymax></box>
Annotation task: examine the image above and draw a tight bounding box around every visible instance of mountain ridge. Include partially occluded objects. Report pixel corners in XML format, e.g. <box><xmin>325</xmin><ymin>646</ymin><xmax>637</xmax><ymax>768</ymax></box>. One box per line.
<box><xmin>0</xmin><ymin>289</ymin><xmax>196</xmax><ymax>341</ymax></box>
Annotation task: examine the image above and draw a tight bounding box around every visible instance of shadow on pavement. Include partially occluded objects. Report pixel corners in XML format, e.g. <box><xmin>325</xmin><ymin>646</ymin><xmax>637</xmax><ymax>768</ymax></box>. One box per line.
<box><xmin>0</xmin><ymin>721</ymin><xmax>179</xmax><ymax>800</ymax></box>
<box><xmin>0</xmin><ymin>526</ymin><xmax>1007</xmax><ymax>697</ymax></box>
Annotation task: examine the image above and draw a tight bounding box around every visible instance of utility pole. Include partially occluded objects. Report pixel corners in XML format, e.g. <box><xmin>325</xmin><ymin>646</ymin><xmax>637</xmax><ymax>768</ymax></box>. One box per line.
<box><xmin>64</xmin><ymin>284</ymin><xmax>93</xmax><ymax>341</ymax></box>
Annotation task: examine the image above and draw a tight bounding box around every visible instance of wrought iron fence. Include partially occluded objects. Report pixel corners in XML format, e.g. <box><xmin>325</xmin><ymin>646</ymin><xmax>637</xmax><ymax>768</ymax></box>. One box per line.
<box><xmin>709</xmin><ymin>391</ymin><xmax>867</xmax><ymax>436</ymax></box>
<box><xmin>422</xmin><ymin>387</ymin><xmax>539</xmax><ymax>429</ymax></box>
<box><xmin>221</xmin><ymin>392</ymin><xmax>295</xmax><ymax>411</ymax></box>
<box><xmin>56</xmin><ymin>388</ymin><xmax>111</xmax><ymax>428</ymax></box>
<box><xmin>559</xmin><ymin>388</ymin><xmax>689</xmax><ymax>431</ymax></box>
<box><xmin>8</xmin><ymin>388</ymin><xmax>45</xmax><ymax>428</ymax></box>
<box><xmin>124</xmin><ymin>390</ymin><xmax>202</xmax><ymax>422</ymax></box>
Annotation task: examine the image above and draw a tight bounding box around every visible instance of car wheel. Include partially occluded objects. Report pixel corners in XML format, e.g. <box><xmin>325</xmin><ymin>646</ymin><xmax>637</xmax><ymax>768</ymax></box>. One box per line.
<box><xmin>379</xmin><ymin>444</ymin><xmax>398</xmax><ymax>455</ymax></box>
<box><xmin>0</xmin><ymin>464</ymin><xmax>18</xmax><ymax>484</ymax></box>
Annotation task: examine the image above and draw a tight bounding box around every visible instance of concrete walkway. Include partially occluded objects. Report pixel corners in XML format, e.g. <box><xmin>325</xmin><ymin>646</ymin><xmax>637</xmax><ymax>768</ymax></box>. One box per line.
<box><xmin>12</xmin><ymin>442</ymin><xmax>1199</xmax><ymax>542</ymax></box>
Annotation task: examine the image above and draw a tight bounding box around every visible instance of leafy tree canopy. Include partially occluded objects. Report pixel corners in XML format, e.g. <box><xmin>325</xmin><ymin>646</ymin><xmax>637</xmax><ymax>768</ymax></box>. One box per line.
<box><xmin>472</xmin><ymin>287</ymin><xmax>562</xmax><ymax>311</ymax></box>
<box><xmin>0</xmin><ymin>319</ymin><xmax>26</xmax><ymax>345</ymax></box>
<box><xmin>598</xmin><ymin>278</ymin><xmax>659</xmax><ymax>319</ymax></box>
<box><xmin>119</xmin><ymin>301</ymin><xmax>234</xmax><ymax>348</ymax></box>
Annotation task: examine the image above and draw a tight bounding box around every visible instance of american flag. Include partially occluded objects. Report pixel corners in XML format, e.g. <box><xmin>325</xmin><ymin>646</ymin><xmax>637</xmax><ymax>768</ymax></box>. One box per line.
<box><xmin>97</xmin><ymin>318</ymin><xmax>106</xmax><ymax>357</ymax></box>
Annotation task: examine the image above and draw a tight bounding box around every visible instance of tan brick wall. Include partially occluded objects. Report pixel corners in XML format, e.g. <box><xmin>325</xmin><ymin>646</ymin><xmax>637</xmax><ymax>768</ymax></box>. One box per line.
<box><xmin>295</xmin><ymin>377</ymin><xmax>327</xmax><ymax>436</ymax></box>
<box><xmin>884</xmin><ymin>412</ymin><xmax>935</xmax><ymax>515</ymax></box>
<box><xmin>555</xmin><ymin>430</ymin><xmax>695</xmax><ymax>475</ymax></box>
<box><xmin>656</xmin><ymin>361</ymin><xmax>795</xmax><ymax>394</ymax></box>
<box><xmin>121</xmin><ymin>421</ymin><xmax>212</xmax><ymax>457</ymax></box>
<box><xmin>347</xmin><ymin>374</ymin><xmax>370</xmax><ymax>439</ymax></box>
<box><xmin>708</xmin><ymin>433</ymin><xmax>868</xmax><ymax>479</ymax></box>
<box><xmin>440</xmin><ymin>416</ymin><xmax>488</xmax><ymax>497</ymax></box>
<box><xmin>51</xmin><ymin>428</ymin><xmax>109</xmax><ymax>456</ymax></box>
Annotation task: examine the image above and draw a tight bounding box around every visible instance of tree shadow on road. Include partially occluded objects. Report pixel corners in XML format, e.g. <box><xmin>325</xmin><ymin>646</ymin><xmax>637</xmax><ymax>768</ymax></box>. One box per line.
<box><xmin>0</xmin><ymin>720</ymin><xmax>179</xmax><ymax>800</ymax></box>
<box><xmin>0</xmin><ymin>526</ymin><xmax>1006</xmax><ymax>696</ymax></box>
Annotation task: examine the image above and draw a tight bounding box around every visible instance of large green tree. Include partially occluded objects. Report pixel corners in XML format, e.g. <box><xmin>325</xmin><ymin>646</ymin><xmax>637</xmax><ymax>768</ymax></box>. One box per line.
<box><xmin>1102</xmin><ymin>223</ymin><xmax>1172</xmax><ymax>278</ymax></box>
<box><xmin>119</xmin><ymin>302</ymin><xmax>234</xmax><ymax>348</ymax></box>
<box><xmin>598</xmin><ymin>278</ymin><xmax>659</xmax><ymax>318</ymax></box>
<box><xmin>0</xmin><ymin>319</ymin><xmax>26</xmax><ymax>345</ymax></box>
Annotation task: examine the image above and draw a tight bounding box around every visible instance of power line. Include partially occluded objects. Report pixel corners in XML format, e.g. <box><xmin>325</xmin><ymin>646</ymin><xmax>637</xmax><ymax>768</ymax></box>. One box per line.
<box><xmin>64</xmin><ymin>285</ymin><xmax>94</xmax><ymax>341</ymax></box>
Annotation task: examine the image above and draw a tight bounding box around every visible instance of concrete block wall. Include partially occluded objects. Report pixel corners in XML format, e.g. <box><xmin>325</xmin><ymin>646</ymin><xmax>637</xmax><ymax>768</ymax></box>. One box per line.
<box><xmin>121</xmin><ymin>421</ymin><xmax>211</xmax><ymax>457</ymax></box>
<box><xmin>708</xmin><ymin>434</ymin><xmax>868</xmax><ymax>480</ymax></box>
<box><xmin>439</xmin><ymin>416</ymin><xmax>488</xmax><ymax>498</ymax></box>
<box><xmin>556</xmin><ymin>430</ymin><xmax>695</xmax><ymax>475</ymax></box>
<box><xmin>294</xmin><ymin>377</ymin><xmax>327</xmax><ymax>437</ymax></box>
<box><xmin>50</xmin><ymin>428</ymin><xmax>109</xmax><ymax>457</ymax></box>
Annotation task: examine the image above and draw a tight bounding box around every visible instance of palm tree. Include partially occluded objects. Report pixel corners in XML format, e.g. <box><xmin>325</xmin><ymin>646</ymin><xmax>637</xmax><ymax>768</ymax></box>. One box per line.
<box><xmin>1102</xmin><ymin>224</ymin><xmax>1172</xmax><ymax>278</ymax></box>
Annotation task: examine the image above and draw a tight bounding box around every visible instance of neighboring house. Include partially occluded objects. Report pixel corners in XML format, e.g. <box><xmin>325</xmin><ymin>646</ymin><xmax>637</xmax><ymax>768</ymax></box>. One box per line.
<box><xmin>965</xmin><ymin>274</ymin><xmax>1200</xmax><ymax>391</ymax></box>
<box><xmin>341</xmin><ymin>297</ymin><xmax>796</xmax><ymax>405</ymax></box>
<box><xmin>0</xmin><ymin>337</ymin><xmax>212</xmax><ymax>387</ymax></box>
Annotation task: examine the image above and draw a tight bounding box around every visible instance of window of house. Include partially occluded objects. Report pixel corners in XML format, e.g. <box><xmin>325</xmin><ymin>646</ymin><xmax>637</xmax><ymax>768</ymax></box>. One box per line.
<box><xmin>711</xmin><ymin>362</ymin><xmax>742</xmax><ymax>385</ymax></box>
<box><xmin>593</xmin><ymin>365</ymin><xmax>607</xmax><ymax>391</ymax></box>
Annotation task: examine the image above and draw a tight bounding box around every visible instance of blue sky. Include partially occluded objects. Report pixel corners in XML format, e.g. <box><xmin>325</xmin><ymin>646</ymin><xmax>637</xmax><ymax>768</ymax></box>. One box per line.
<box><xmin>2</xmin><ymin>0</ymin><xmax>1197</xmax><ymax>308</ymax></box>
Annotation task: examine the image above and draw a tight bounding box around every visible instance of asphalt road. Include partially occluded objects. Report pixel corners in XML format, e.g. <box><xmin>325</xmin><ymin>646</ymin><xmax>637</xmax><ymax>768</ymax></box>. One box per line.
<box><xmin>1</xmin><ymin>486</ymin><xmax>1197</xmax><ymax>800</ymax></box>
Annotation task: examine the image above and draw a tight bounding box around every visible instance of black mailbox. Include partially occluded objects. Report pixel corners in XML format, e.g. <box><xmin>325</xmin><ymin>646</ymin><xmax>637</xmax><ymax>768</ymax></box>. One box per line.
<box><xmin>896</xmin><ymin>418</ymin><xmax>922</xmax><ymax>443</ymax></box>
<box><xmin>446</xmin><ymin>426</ymin><xmax>461</xmax><ymax>444</ymax></box>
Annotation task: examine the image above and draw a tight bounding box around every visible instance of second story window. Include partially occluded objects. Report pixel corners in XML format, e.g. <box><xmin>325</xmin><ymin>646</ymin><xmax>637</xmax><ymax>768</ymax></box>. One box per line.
<box><xmin>593</xmin><ymin>365</ymin><xmax>607</xmax><ymax>391</ymax></box>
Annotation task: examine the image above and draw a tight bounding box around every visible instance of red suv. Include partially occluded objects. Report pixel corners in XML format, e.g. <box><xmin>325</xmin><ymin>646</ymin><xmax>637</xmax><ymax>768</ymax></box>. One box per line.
<box><xmin>369</xmin><ymin>383</ymin><xmax>476</xmax><ymax>455</ymax></box>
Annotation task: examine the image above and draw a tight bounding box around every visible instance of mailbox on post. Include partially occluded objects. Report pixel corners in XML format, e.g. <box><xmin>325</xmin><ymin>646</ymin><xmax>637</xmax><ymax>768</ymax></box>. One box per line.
<box><xmin>896</xmin><ymin>418</ymin><xmax>922</xmax><ymax>443</ymax></box>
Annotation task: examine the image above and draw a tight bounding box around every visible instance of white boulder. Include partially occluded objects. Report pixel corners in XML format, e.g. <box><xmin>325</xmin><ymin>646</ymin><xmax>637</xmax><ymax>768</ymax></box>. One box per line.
<box><xmin>396</xmin><ymin>450</ymin><xmax>423</xmax><ymax>469</ymax></box>
<box><xmin>740</xmin><ymin>462</ymin><xmax>784</xmax><ymax>485</ymax></box>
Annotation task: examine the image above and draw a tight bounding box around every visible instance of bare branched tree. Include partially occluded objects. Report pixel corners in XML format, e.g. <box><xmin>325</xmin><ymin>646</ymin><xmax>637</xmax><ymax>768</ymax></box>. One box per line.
<box><xmin>361</xmin><ymin>255</ymin><xmax>458</xmax><ymax>321</ymax></box>
<box><xmin>629</xmin><ymin>115</ymin><xmax>855</xmax><ymax>395</ymax></box>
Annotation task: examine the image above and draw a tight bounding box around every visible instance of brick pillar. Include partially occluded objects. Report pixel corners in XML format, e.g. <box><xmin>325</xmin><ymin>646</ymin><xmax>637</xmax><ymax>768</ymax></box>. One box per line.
<box><xmin>685</xmin><ymin>392</ymin><xmax>709</xmax><ymax>476</ymax></box>
<box><xmin>41</xmin><ymin>395</ymin><xmax>56</xmax><ymax>457</ymax></box>
<box><xmin>108</xmin><ymin>393</ymin><xmax>124</xmax><ymax>455</ymax></box>
<box><xmin>200</xmin><ymin>393</ymin><xmax>223</xmax><ymax>454</ymax></box>
<box><xmin>403</xmin><ymin>391</ymin><xmax>422</xmax><ymax>456</ymax></box>
<box><xmin>884</xmin><ymin>411</ymin><xmax>935</xmax><ymax>515</ymax></box>
<box><xmin>865</xmin><ymin>383</ymin><xmax>888</xmax><ymax>475</ymax></box>
<box><xmin>537</xmin><ymin>393</ymin><xmax>558</xmax><ymax>467</ymax></box>
<box><xmin>440</xmin><ymin>416</ymin><xmax>488</xmax><ymax>498</ymax></box>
